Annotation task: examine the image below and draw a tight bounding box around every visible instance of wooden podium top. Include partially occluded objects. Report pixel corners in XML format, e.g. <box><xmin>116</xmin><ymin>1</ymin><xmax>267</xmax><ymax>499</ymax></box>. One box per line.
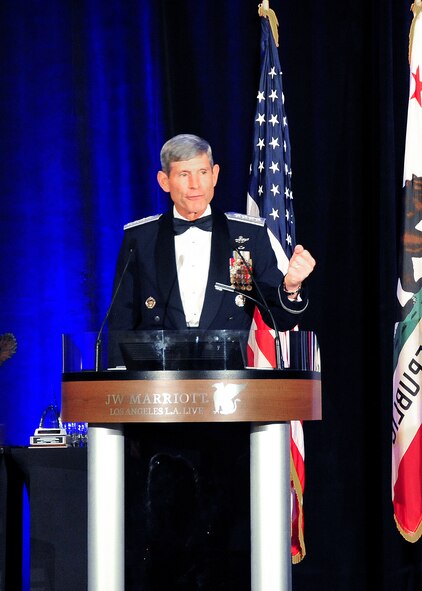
<box><xmin>61</xmin><ymin>369</ymin><xmax>322</xmax><ymax>424</ymax></box>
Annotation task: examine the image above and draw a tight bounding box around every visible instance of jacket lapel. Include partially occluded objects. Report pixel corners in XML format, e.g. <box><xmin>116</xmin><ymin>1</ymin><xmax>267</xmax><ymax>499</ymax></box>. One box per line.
<box><xmin>199</xmin><ymin>208</ymin><xmax>230</xmax><ymax>328</ymax></box>
<box><xmin>155</xmin><ymin>212</ymin><xmax>186</xmax><ymax>327</ymax></box>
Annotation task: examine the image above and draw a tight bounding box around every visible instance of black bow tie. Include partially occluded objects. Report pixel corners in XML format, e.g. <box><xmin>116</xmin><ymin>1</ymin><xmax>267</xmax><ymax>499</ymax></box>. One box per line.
<box><xmin>173</xmin><ymin>214</ymin><xmax>213</xmax><ymax>235</ymax></box>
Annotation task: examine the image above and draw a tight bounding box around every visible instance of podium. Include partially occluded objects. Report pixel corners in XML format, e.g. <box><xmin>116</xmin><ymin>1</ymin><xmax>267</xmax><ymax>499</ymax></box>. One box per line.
<box><xmin>61</xmin><ymin>331</ymin><xmax>322</xmax><ymax>591</ymax></box>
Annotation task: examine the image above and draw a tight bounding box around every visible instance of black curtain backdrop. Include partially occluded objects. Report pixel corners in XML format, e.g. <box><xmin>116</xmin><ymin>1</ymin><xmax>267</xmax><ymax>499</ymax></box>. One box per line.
<box><xmin>0</xmin><ymin>0</ymin><xmax>421</xmax><ymax>589</ymax></box>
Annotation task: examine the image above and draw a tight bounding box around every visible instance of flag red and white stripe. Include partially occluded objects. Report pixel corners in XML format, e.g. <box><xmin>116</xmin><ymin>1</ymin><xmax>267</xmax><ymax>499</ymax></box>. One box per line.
<box><xmin>392</xmin><ymin>0</ymin><xmax>422</xmax><ymax>543</ymax></box>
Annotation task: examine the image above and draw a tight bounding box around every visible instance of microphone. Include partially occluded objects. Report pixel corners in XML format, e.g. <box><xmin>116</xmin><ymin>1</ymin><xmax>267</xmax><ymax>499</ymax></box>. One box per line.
<box><xmin>215</xmin><ymin>282</ymin><xmax>262</xmax><ymax>307</ymax></box>
<box><xmin>215</xmin><ymin>247</ymin><xmax>283</xmax><ymax>369</ymax></box>
<box><xmin>95</xmin><ymin>241</ymin><xmax>136</xmax><ymax>371</ymax></box>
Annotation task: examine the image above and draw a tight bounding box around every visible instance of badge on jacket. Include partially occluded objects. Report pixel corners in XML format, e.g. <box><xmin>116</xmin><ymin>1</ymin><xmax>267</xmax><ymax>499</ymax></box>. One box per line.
<box><xmin>145</xmin><ymin>296</ymin><xmax>156</xmax><ymax>309</ymax></box>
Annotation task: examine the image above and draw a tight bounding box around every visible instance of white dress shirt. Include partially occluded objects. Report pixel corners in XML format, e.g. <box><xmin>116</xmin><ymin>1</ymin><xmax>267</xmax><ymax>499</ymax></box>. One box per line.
<box><xmin>174</xmin><ymin>205</ymin><xmax>212</xmax><ymax>327</ymax></box>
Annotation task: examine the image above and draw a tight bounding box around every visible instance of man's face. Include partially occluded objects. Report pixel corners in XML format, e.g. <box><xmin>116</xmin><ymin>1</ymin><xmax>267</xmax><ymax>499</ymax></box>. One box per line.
<box><xmin>157</xmin><ymin>153</ymin><xmax>220</xmax><ymax>220</ymax></box>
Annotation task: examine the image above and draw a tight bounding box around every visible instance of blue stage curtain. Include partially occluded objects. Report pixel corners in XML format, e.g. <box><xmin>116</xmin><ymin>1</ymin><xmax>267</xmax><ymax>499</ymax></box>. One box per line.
<box><xmin>0</xmin><ymin>0</ymin><xmax>169</xmax><ymax>442</ymax></box>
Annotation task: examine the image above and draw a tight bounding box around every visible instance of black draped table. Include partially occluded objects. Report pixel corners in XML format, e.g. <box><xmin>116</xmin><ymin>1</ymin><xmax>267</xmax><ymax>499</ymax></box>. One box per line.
<box><xmin>0</xmin><ymin>446</ymin><xmax>87</xmax><ymax>591</ymax></box>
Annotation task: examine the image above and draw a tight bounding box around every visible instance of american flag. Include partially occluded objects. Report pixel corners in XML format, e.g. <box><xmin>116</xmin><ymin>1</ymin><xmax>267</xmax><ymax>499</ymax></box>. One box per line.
<box><xmin>246</xmin><ymin>8</ymin><xmax>295</xmax><ymax>274</ymax></box>
<box><xmin>246</xmin><ymin>5</ymin><xmax>306</xmax><ymax>563</ymax></box>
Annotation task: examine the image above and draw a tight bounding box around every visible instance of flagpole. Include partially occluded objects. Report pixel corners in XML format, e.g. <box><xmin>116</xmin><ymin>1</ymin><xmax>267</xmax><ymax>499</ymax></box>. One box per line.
<box><xmin>248</xmin><ymin>4</ymin><xmax>295</xmax><ymax>588</ymax></box>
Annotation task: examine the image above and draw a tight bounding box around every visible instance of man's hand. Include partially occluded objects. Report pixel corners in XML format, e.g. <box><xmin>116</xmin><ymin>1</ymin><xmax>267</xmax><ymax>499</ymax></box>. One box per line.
<box><xmin>284</xmin><ymin>245</ymin><xmax>316</xmax><ymax>297</ymax></box>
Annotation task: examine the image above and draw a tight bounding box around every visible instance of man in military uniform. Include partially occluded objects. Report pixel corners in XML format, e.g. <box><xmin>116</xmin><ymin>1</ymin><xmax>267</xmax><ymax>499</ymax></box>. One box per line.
<box><xmin>109</xmin><ymin>133</ymin><xmax>315</xmax><ymax>338</ymax></box>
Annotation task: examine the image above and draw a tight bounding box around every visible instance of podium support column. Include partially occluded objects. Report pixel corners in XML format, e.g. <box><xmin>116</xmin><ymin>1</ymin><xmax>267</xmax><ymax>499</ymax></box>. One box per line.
<box><xmin>88</xmin><ymin>424</ymin><xmax>125</xmax><ymax>591</ymax></box>
<box><xmin>250</xmin><ymin>422</ymin><xmax>292</xmax><ymax>591</ymax></box>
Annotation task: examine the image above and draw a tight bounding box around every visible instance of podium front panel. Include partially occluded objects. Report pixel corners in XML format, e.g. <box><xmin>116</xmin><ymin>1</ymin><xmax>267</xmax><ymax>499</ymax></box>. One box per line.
<box><xmin>61</xmin><ymin>369</ymin><xmax>321</xmax><ymax>424</ymax></box>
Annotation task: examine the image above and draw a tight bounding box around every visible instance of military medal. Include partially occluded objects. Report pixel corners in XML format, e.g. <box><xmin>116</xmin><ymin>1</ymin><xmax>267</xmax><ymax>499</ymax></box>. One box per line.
<box><xmin>229</xmin><ymin>250</ymin><xmax>253</xmax><ymax>291</ymax></box>
<box><xmin>235</xmin><ymin>294</ymin><xmax>246</xmax><ymax>307</ymax></box>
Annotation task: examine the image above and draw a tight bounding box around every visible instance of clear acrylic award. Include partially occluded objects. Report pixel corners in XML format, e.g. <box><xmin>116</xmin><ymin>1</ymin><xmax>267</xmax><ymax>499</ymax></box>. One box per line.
<box><xmin>30</xmin><ymin>403</ymin><xmax>69</xmax><ymax>447</ymax></box>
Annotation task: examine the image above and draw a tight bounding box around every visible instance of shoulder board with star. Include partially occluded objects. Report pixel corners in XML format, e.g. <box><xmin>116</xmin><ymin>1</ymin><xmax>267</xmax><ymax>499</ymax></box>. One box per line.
<box><xmin>225</xmin><ymin>212</ymin><xmax>265</xmax><ymax>226</ymax></box>
<box><xmin>124</xmin><ymin>214</ymin><xmax>162</xmax><ymax>230</ymax></box>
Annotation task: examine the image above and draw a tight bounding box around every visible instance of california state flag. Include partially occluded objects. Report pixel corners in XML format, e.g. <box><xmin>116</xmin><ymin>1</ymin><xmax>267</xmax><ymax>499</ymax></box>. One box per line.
<box><xmin>391</xmin><ymin>1</ymin><xmax>422</xmax><ymax>542</ymax></box>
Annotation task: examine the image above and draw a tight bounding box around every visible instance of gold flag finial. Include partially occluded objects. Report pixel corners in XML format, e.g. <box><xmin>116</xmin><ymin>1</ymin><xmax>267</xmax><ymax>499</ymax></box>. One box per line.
<box><xmin>258</xmin><ymin>2</ymin><xmax>279</xmax><ymax>47</ymax></box>
<box><xmin>409</xmin><ymin>1</ymin><xmax>422</xmax><ymax>64</ymax></box>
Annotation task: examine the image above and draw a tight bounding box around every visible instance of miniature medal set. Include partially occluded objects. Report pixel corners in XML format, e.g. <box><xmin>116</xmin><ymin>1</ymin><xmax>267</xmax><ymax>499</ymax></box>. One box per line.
<box><xmin>227</xmin><ymin>212</ymin><xmax>264</xmax><ymax>307</ymax></box>
<box><xmin>230</xmin><ymin>245</ymin><xmax>253</xmax><ymax>307</ymax></box>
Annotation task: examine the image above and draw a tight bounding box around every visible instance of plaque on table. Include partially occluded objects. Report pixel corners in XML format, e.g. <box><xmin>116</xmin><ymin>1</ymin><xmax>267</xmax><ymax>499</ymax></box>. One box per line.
<box><xmin>29</xmin><ymin>403</ymin><xmax>69</xmax><ymax>448</ymax></box>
